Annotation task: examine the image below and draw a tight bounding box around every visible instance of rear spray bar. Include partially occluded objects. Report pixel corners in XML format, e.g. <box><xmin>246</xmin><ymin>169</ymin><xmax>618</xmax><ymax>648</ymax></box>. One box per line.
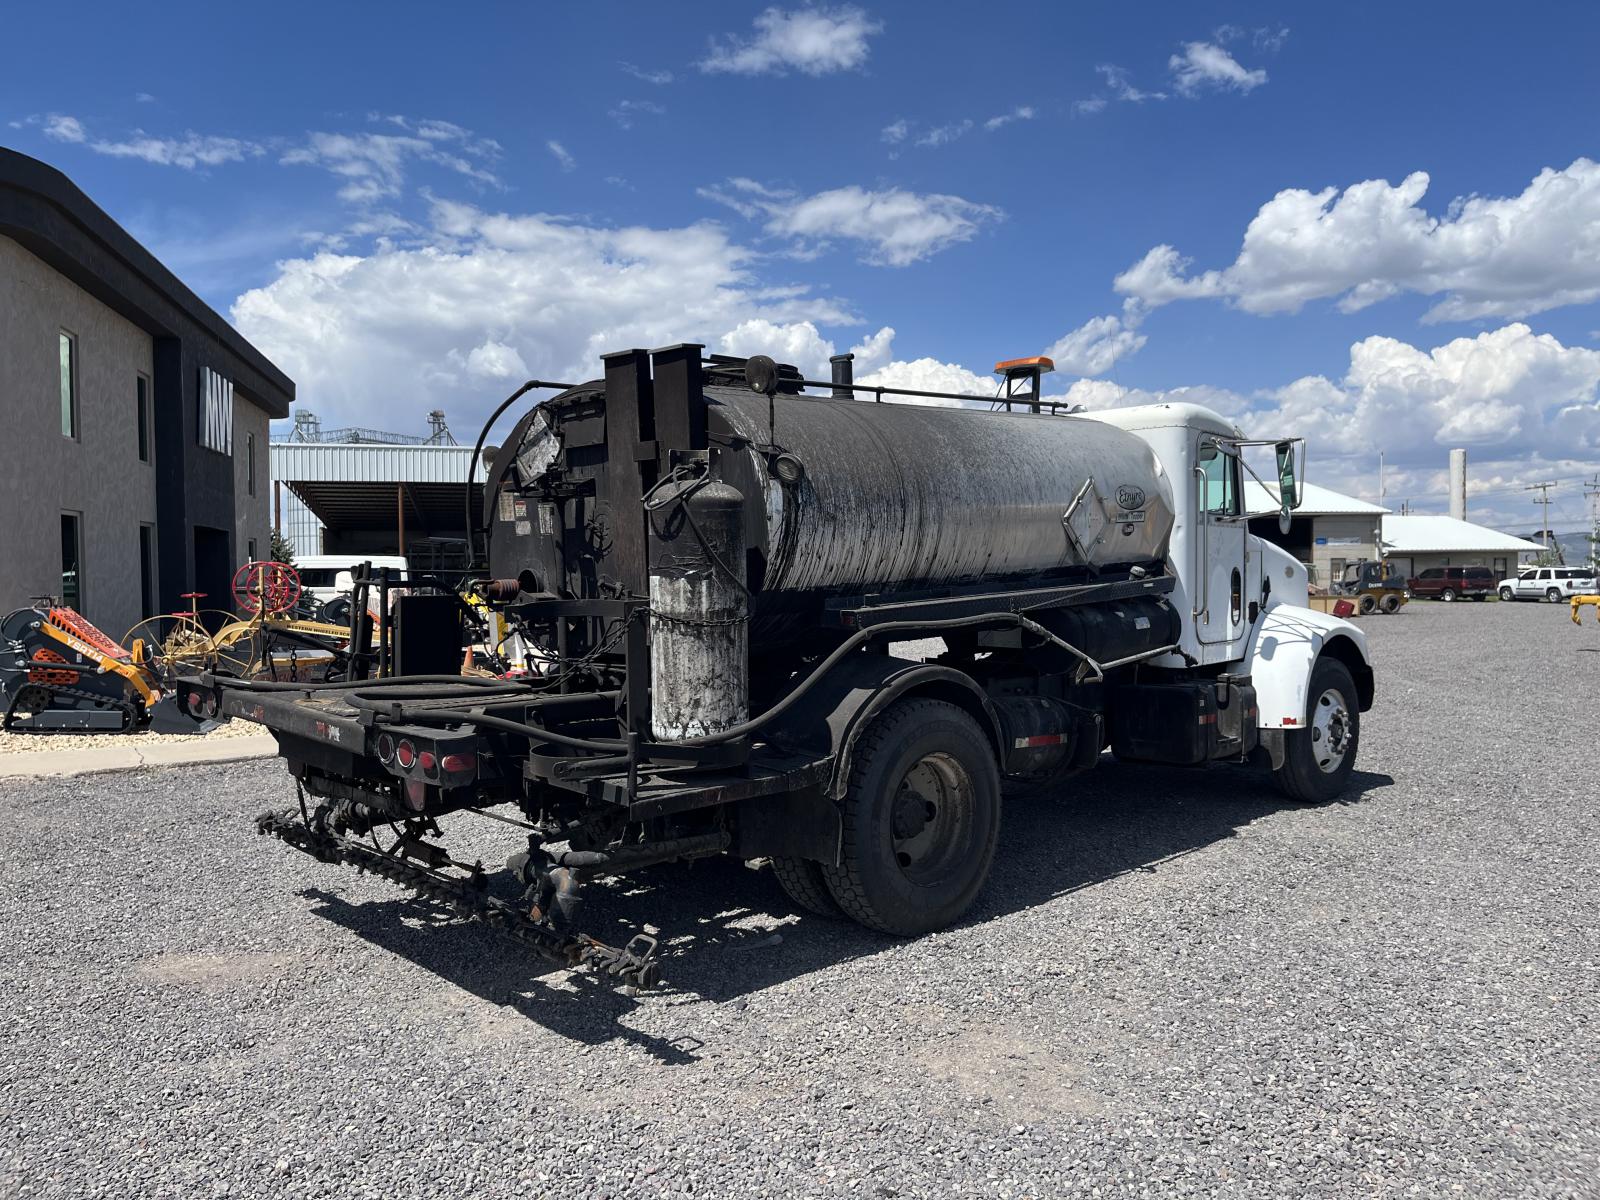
<box><xmin>255</xmin><ymin>808</ymin><xmax>662</xmax><ymax>989</ymax></box>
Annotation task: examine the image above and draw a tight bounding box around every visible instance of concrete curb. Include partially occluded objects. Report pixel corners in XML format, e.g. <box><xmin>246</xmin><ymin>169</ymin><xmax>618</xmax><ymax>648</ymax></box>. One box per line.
<box><xmin>0</xmin><ymin>733</ymin><xmax>280</xmax><ymax>781</ymax></box>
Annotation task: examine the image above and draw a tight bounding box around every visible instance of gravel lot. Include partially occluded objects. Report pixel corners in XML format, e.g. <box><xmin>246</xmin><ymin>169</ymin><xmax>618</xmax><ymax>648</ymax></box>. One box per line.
<box><xmin>2</xmin><ymin>600</ymin><xmax>1596</xmax><ymax>1198</ymax></box>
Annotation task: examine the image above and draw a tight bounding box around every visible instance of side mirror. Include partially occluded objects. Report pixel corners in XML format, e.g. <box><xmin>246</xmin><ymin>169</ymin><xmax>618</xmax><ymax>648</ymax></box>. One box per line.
<box><xmin>1275</xmin><ymin>440</ymin><xmax>1300</xmax><ymax>510</ymax></box>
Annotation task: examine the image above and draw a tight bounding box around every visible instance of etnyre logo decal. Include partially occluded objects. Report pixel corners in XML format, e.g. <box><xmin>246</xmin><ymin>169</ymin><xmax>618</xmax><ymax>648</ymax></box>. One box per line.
<box><xmin>1115</xmin><ymin>485</ymin><xmax>1146</xmax><ymax>510</ymax></box>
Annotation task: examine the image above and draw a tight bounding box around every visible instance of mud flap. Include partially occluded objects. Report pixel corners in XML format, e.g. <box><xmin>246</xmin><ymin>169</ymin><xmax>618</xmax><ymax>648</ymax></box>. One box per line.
<box><xmin>148</xmin><ymin>695</ymin><xmax>220</xmax><ymax>735</ymax></box>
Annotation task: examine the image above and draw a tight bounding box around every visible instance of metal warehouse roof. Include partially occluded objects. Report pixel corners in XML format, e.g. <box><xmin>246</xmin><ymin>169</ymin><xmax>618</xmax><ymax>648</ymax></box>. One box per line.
<box><xmin>270</xmin><ymin>442</ymin><xmax>481</xmax><ymax>534</ymax></box>
<box><xmin>1380</xmin><ymin>514</ymin><xmax>1545</xmax><ymax>554</ymax></box>
<box><xmin>1244</xmin><ymin>480</ymin><xmax>1388</xmax><ymax>516</ymax></box>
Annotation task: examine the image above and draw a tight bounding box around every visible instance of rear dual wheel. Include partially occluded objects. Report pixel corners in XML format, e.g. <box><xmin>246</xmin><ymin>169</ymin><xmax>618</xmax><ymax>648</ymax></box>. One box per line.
<box><xmin>817</xmin><ymin>698</ymin><xmax>1001</xmax><ymax>936</ymax></box>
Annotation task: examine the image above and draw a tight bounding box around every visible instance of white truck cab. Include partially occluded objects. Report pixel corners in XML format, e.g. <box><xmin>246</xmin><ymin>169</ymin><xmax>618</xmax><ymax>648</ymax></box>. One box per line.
<box><xmin>1088</xmin><ymin>402</ymin><xmax>1374</xmax><ymax>797</ymax></box>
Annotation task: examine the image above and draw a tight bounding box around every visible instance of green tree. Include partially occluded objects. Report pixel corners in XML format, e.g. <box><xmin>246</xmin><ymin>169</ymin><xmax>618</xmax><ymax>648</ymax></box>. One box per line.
<box><xmin>269</xmin><ymin>529</ymin><xmax>296</xmax><ymax>565</ymax></box>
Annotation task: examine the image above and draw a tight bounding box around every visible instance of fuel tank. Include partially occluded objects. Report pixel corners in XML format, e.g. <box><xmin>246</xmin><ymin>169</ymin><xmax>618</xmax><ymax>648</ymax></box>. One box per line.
<box><xmin>489</xmin><ymin>378</ymin><xmax>1174</xmax><ymax>643</ymax></box>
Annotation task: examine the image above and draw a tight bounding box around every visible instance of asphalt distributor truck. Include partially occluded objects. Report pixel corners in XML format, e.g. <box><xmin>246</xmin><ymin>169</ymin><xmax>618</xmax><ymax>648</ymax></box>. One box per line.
<box><xmin>178</xmin><ymin>346</ymin><xmax>1373</xmax><ymax>989</ymax></box>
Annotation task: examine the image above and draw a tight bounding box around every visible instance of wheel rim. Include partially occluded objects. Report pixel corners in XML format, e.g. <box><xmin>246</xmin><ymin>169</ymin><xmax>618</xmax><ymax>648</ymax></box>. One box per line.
<box><xmin>1500</xmin><ymin>589</ymin><xmax>1513</xmax><ymax>600</ymax></box>
<box><xmin>1442</xmin><ymin>590</ymin><xmax>1454</xmax><ymax>601</ymax></box>
<box><xmin>888</xmin><ymin>752</ymin><xmax>974</xmax><ymax>887</ymax></box>
<box><xmin>1309</xmin><ymin>688</ymin><xmax>1352</xmax><ymax>774</ymax></box>
<box><xmin>1548</xmin><ymin>590</ymin><xmax>1561</xmax><ymax>602</ymax></box>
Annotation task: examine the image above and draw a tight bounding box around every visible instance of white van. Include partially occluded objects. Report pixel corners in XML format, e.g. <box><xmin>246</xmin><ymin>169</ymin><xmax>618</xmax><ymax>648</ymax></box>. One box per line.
<box><xmin>293</xmin><ymin>555</ymin><xmax>409</xmax><ymax>605</ymax></box>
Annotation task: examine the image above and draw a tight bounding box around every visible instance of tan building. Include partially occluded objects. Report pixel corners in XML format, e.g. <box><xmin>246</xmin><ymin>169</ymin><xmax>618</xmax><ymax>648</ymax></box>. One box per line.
<box><xmin>0</xmin><ymin>148</ymin><xmax>293</xmax><ymax>641</ymax></box>
<box><xmin>1246</xmin><ymin>480</ymin><xmax>1388</xmax><ymax>589</ymax></box>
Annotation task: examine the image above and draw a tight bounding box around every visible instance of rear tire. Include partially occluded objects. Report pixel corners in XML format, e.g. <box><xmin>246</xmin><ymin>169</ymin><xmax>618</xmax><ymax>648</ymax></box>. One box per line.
<box><xmin>1440</xmin><ymin>588</ymin><xmax>1456</xmax><ymax>602</ymax></box>
<box><xmin>770</xmin><ymin>857</ymin><xmax>843</xmax><ymax>918</ymax></box>
<box><xmin>1546</xmin><ymin>588</ymin><xmax>1562</xmax><ymax>602</ymax></box>
<box><xmin>1273</xmin><ymin>658</ymin><xmax>1360</xmax><ymax>804</ymax></box>
<box><xmin>1379</xmin><ymin>593</ymin><xmax>1401</xmax><ymax>614</ymax></box>
<box><xmin>823</xmin><ymin>698</ymin><xmax>1001</xmax><ymax>936</ymax></box>
<box><xmin>1499</xmin><ymin>587</ymin><xmax>1515</xmax><ymax>601</ymax></box>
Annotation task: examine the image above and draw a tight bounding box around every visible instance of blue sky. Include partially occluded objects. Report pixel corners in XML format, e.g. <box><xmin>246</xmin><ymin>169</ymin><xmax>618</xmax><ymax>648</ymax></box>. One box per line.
<box><xmin>5</xmin><ymin>1</ymin><xmax>1600</xmax><ymax>531</ymax></box>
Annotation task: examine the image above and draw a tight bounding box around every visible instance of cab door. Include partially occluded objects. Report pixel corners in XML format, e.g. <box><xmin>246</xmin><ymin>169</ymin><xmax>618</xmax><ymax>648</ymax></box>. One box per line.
<box><xmin>1195</xmin><ymin>439</ymin><xmax>1248</xmax><ymax>649</ymax></box>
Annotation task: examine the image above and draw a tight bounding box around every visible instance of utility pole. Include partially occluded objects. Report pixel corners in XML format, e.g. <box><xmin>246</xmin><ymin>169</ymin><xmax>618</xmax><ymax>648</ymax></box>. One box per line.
<box><xmin>1584</xmin><ymin>475</ymin><xmax>1600</xmax><ymax>571</ymax></box>
<box><xmin>1526</xmin><ymin>481</ymin><xmax>1559</xmax><ymax>564</ymax></box>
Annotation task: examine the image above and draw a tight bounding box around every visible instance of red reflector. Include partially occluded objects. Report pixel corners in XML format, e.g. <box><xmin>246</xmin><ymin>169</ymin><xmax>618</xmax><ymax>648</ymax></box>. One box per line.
<box><xmin>418</xmin><ymin>750</ymin><xmax>437</xmax><ymax>775</ymax></box>
<box><xmin>439</xmin><ymin>751</ymin><xmax>477</xmax><ymax>774</ymax></box>
<box><xmin>404</xmin><ymin>779</ymin><xmax>426</xmax><ymax>811</ymax></box>
<box><xmin>395</xmin><ymin>739</ymin><xmax>416</xmax><ymax>769</ymax></box>
<box><xmin>1012</xmin><ymin>733</ymin><xmax>1065</xmax><ymax>749</ymax></box>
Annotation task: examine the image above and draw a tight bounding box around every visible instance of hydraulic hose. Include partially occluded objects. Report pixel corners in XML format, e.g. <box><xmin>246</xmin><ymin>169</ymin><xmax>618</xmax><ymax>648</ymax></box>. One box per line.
<box><xmin>669</xmin><ymin>610</ymin><xmax>1109</xmax><ymax>749</ymax></box>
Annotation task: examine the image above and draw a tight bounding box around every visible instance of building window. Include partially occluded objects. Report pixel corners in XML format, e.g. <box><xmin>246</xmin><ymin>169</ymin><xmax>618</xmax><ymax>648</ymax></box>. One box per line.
<box><xmin>247</xmin><ymin>537</ymin><xmax>258</xmax><ymax>563</ymax></box>
<box><xmin>139</xmin><ymin>524</ymin><xmax>157</xmax><ymax>619</ymax></box>
<box><xmin>247</xmin><ymin>432</ymin><xmax>256</xmax><ymax>494</ymax></box>
<box><xmin>59</xmin><ymin>331</ymin><xmax>78</xmax><ymax>439</ymax></box>
<box><xmin>137</xmin><ymin>374</ymin><xmax>151</xmax><ymax>463</ymax></box>
<box><xmin>60</xmin><ymin>512</ymin><xmax>83</xmax><ymax>610</ymax></box>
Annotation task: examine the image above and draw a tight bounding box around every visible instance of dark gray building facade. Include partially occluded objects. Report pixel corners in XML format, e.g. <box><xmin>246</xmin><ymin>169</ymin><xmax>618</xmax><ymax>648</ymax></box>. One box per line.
<box><xmin>0</xmin><ymin>148</ymin><xmax>293</xmax><ymax>641</ymax></box>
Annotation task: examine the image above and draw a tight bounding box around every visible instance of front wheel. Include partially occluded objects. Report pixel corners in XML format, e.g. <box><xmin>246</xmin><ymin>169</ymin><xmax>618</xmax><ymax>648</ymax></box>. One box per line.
<box><xmin>1546</xmin><ymin>588</ymin><xmax>1562</xmax><ymax>603</ymax></box>
<box><xmin>823</xmin><ymin>698</ymin><xmax>1001</xmax><ymax>935</ymax></box>
<box><xmin>1440</xmin><ymin>588</ymin><xmax>1456</xmax><ymax>602</ymax></box>
<box><xmin>1273</xmin><ymin>658</ymin><xmax>1360</xmax><ymax>803</ymax></box>
<box><xmin>1358</xmin><ymin>594</ymin><xmax>1378</xmax><ymax>615</ymax></box>
<box><xmin>1499</xmin><ymin>587</ymin><xmax>1515</xmax><ymax>601</ymax></box>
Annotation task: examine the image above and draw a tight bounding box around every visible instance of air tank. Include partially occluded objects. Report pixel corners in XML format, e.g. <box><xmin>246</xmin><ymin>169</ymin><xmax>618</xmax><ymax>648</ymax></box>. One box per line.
<box><xmin>646</xmin><ymin>465</ymin><xmax>748</xmax><ymax>740</ymax></box>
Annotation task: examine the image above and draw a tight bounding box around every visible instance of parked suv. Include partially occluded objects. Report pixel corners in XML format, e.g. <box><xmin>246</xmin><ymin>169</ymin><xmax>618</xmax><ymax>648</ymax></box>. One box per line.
<box><xmin>1498</xmin><ymin>566</ymin><xmax>1599</xmax><ymax>602</ymax></box>
<box><xmin>1407</xmin><ymin>566</ymin><xmax>1497</xmax><ymax>601</ymax></box>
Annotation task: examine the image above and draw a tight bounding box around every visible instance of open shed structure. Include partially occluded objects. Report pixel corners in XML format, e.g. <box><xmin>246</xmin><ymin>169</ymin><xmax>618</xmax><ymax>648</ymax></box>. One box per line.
<box><xmin>270</xmin><ymin>441</ymin><xmax>480</xmax><ymax>573</ymax></box>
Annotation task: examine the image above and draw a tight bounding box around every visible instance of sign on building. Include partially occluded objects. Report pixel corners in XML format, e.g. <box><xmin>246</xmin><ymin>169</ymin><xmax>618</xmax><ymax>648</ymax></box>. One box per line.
<box><xmin>198</xmin><ymin>366</ymin><xmax>233</xmax><ymax>455</ymax></box>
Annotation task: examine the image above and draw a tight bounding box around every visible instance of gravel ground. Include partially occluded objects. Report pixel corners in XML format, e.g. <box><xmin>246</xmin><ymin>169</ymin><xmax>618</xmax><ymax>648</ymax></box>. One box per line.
<box><xmin>1</xmin><ymin>601</ymin><xmax>1595</xmax><ymax>1198</ymax></box>
<box><xmin>0</xmin><ymin>718</ymin><xmax>262</xmax><ymax>757</ymax></box>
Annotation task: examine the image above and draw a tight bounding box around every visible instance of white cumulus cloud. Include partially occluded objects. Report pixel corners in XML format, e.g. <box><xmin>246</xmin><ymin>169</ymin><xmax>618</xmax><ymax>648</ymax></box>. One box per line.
<box><xmin>702</xmin><ymin>179</ymin><xmax>1002</xmax><ymax>267</ymax></box>
<box><xmin>1045</xmin><ymin>314</ymin><xmax>1148</xmax><ymax>377</ymax></box>
<box><xmin>1115</xmin><ymin>159</ymin><xmax>1600</xmax><ymax>322</ymax></box>
<box><xmin>231</xmin><ymin>198</ymin><xmax>853</xmax><ymax>430</ymax></box>
<box><xmin>717</xmin><ymin>319</ymin><xmax>895</xmax><ymax>380</ymax></box>
<box><xmin>700</xmin><ymin>6</ymin><xmax>883</xmax><ymax>76</ymax></box>
<box><xmin>34</xmin><ymin>112</ymin><xmax>260</xmax><ymax>169</ymax></box>
<box><xmin>1168</xmin><ymin>41</ymin><xmax>1268</xmax><ymax>95</ymax></box>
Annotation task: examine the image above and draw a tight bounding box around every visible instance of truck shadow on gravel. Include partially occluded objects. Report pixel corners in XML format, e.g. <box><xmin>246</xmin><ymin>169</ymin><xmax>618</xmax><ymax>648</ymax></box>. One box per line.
<box><xmin>297</xmin><ymin>761</ymin><xmax>1392</xmax><ymax>1061</ymax></box>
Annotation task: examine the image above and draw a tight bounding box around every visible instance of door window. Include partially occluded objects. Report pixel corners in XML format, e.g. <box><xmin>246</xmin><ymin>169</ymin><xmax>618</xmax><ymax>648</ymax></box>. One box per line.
<box><xmin>1198</xmin><ymin>444</ymin><xmax>1239</xmax><ymax>515</ymax></box>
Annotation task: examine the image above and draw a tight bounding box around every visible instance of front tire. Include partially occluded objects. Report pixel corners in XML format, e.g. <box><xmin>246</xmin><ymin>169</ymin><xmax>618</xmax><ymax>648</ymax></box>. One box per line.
<box><xmin>1358</xmin><ymin>594</ymin><xmax>1377</xmax><ymax>614</ymax></box>
<box><xmin>1499</xmin><ymin>587</ymin><xmax>1515</xmax><ymax>601</ymax></box>
<box><xmin>823</xmin><ymin>698</ymin><xmax>1001</xmax><ymax>935</ymax></box>
<box><xmin>1273</xmin><ymin>658</ymin><xmax>1360</xmax><ymax>803</ymax></box>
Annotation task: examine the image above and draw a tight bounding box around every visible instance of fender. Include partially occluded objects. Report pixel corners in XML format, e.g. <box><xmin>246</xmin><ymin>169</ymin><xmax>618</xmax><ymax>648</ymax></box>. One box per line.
<box><xmin>760</xmin><ymin>652</ymin><xmax>1003</xmax><ymax>801</ymax></box>
<box><xmin>1245</xmin><ymin>602</ymin><xmax>1375</xmax><ymax>730</ymax></box>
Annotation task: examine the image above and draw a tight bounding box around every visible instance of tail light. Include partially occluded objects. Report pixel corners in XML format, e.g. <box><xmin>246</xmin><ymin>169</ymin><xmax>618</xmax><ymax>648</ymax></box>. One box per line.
<box><xmin>418</xmin><ymin>749</ymin><xmax>437</xmax><ymax>776</ymax></box>
<box><xmin>375</xmin><ymin>733</ymin><xmax>395</xmax><ymax>764</ymax></box>
<box><xmin>440</xmin><ymin>751</ymin><xmax>476</xmax><ymax>775</ymax></box>
<box><xmin>395</xmin><ymin>739</ymin><xmax>417</xmax><ymax>770</ymax></box>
